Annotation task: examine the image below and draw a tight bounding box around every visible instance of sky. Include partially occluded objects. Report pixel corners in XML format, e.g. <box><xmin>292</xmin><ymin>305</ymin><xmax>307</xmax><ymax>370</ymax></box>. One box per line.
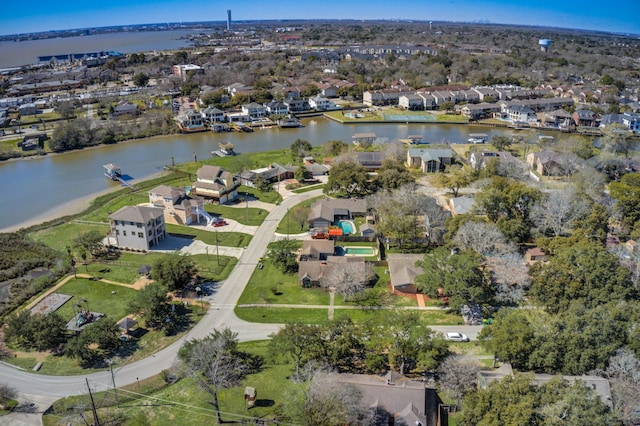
<box><xmin>2</xmin><ymin>0</ymin><xmax>639</xmax><ymax>36</ymax></box>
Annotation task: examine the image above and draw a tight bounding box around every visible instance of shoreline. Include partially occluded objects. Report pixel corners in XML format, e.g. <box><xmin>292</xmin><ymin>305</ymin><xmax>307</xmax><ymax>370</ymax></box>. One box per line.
<box><xmin>0</xmin><ymin>169</ymin><xmax>170</xmax><ymax>234</ymax></box>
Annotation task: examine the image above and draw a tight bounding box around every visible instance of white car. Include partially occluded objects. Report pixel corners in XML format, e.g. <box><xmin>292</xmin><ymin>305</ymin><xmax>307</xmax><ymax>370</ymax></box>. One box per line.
<box><xmin>444</xmin><ymin>332</ymin><xmax>469</xmax><ymax>342</ymax></box>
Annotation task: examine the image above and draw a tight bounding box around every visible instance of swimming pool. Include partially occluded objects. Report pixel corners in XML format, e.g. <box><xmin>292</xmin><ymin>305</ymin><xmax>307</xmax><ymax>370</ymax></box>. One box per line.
<box><xmin>345</xmin><ymin>247</ymin><xmax>376</xmax><ymax>256</ymax></box>
<box><xmin>338</xmin><ymin>220</ymin><xmax>354</xmax><ymax>235</ymax></box>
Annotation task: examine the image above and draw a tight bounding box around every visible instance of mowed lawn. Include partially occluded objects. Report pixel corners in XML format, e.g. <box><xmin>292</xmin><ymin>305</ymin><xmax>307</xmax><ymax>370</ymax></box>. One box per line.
<box><xmin>53</xmin><ymin>278</ymin><xmax>137</xmax><ymax>323</ymax></box>
<box><xmin>31</xmin><ymin>222</ymin><xmax>110</xmax><ymax>252</ymax></box>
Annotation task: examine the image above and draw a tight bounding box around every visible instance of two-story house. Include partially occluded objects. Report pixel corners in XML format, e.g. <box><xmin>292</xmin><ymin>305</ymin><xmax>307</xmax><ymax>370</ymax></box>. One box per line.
<box><xmin>201</xmin><ymin>106</ymin><xmax>226</xmax><ymax>123</ymax></box>
<box><xmin>108</xmin><ymin>206</ymin><xmax>166</xmax><ymax>251</ymax></box>
<box><xmin>192</xmin><ymin>165</ymin><xmax>239</xmax><ymax>204</ymax></box>
<box><xmin>407</xmin><ymin>148</ymin><xmax>454</xmax><ymax>173</ymax></box>
<box><xmin>241</xmin><ymin>102</ymin><xmax>267</xmax><ymax>120</ymax></box>
<box><xmin>148</xmin><ymin>185</ymin><xmax>204</xmax><ymax>226</ymax></box>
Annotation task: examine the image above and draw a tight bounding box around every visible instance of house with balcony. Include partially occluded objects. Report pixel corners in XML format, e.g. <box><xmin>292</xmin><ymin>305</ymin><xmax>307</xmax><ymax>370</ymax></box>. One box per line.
<box><xmin>264</xmin><ymin>100</ymin><xmax>289</xmax><ymax>116</ymax></box>
<box><xmin>192</xmin><ymin>165</ymin><xmax>239</xmax><ymax>203</ymax></box>
<box><xmin>573</xmin><ymin>109</ymin><xmax>597</xmax><ymax>127</ymax></box>
<box><xmin>544</xmin><ymin>109</ymin><xmax>573</xmax><ymax>128</ymax></box>
<box><xmin>503</xmin><ymin>104</ymin><xmax>537</xmax><ymax>123</ymax></box>
<box><xmin>148</xmin><ymin>185</ymin><xmax>204</xmax><ymax>226</ymax></box>
<box><xmin>407</xmin><ymin>148</ymin><xmax>453</xmax><ymax>173</ymax></box>
<box><xmin>284</xmin><ymin>98</ymin><xmax>309</xmax><ymax>113</ymax></box>
<box><xmin>308</xmin><ymin>95</ymin><xmax>336</xmax><ymax>111</ymax></box>
<box><xmin>241</xmin><ymin>102</ymin><xmax>267</xmax><ymax>120</ymax></box>
<box><xmin>460</xmin><ymin>103</ymin><xmax>501</xmax><ymax>120</ymax></box>
<box><xmin>108</xmin><ymin>206</ymin><xmax>166</xmax><ymax>251</ymax></box>
<box><xmin>201</xmin><ymin>106</ymin><xmax>226</xmax><ymax>123</ymax></box>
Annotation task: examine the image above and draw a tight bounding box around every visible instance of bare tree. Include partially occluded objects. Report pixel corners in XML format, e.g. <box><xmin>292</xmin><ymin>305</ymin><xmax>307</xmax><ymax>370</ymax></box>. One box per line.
<box><xmin>531</xmin><ymin>187</ymin><xmax>590</xmax><ymax>236</ymax></box>
<box><xmin>0</xmin><ymin>383</ymin><xmax>17</xmax><ymax>406</ymax></box>
<box><xmin>453</xmin><ymin>221</ymin><xmax>512</xmax><ymax>256</ymax></box>
<box><xmin>486</xmin><ymin>252</ymin><xmax>529</xmax><ymax>304</ymax></box>
<box><xmin>304</xmin><ymin>374</ymin><xmax>377</xmax><ymax>426</ymax></box>
<box><xmin>573</xmin><ymin>165</ymin><xmax>607</xmax><ymax>203</ymax></box>
<box><xmin>437</xmin><ymin>355</ymin><xmax>481</xmax><ymax>406</ymax></box>
<box><xmin>595</xmin><ymin>348</ymin><xmax>640</xmax><ymax>426</ymax></box>
<box><xmin>179</xmin><ymin>328</ymin><xmax>248</xmax><ymax>425</ymax></box>
<box><xmin>323</xmin><ymin>261</ymin><xmax>375</xmax><ymax>301</ymax></box>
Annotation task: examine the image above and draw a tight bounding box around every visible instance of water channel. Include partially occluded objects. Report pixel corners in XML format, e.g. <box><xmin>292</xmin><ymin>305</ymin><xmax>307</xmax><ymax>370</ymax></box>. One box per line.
<box><xmin>0</xmin><ymin>117</ymin><xmax>561</xmax><ymax>230</ymax></box>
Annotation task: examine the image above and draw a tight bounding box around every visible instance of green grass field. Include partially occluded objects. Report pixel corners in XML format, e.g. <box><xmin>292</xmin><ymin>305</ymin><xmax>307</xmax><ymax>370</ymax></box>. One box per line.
<box><xmin>165</xmin><ymin>223</ymin><xmax>252</xmax><ymax>247</ymax></box>
<box><xmin>204</xmin><ymin>203</ymin><xmax>269</xmax><ymax>226</ymax></box>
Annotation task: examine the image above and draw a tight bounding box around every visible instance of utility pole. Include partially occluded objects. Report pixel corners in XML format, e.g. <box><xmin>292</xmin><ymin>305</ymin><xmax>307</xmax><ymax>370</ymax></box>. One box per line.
<box><xmin>86</xmin><ymin>378</ymin><xmax>101</xmax><ymax>426</ymax></box>
<box><xmin>215</xmin><ymin>229</ymin><xmax>220</xmax><ymax>265</ymax></box>
<box><xmin>109</xmin><ymin>360</ymin><xmax>119</xmax><ymax>408</ymax></box>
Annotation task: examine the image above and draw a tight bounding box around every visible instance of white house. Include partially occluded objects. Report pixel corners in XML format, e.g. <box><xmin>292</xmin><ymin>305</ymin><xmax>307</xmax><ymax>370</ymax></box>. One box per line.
<box><xmin>308</xmin><ymin>95</ymin><xmax>336</xmax><ymax>111</ymax></box>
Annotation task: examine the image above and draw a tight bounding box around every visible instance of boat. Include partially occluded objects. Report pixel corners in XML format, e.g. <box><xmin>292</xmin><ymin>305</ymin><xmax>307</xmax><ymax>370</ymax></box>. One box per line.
<box><xmin>468</xmin><ymin>133</ymin><xmax>489</xmax><ymax>144</ymax></box>
<box><xmin>277</xmin><ymin>115</ymin><xmax>301</xmax><ymax>128</ymax></box>
<box><xmin>103</xmin><ymin>163</ymin><xmax>121</xmax><ymax>180</ymax></box>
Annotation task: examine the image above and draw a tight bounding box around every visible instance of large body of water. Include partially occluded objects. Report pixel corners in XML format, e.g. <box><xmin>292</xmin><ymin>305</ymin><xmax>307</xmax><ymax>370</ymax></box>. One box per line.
<box><xmin>0</xmin><ymin>30</ymin><xmax>194</xmax><ymax>68</ymax></box>
<box><xmin>0</xmin><ymin>118</ymin><xmax>561</xmax><ymax>230</ymax></box>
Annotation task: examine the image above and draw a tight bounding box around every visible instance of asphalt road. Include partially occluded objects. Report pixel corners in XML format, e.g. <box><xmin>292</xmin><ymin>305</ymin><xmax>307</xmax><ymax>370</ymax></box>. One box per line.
<box><xmin>0</xmin><ymin>187</ymin><xmax>482</xmax><ymax>399</ymax></box>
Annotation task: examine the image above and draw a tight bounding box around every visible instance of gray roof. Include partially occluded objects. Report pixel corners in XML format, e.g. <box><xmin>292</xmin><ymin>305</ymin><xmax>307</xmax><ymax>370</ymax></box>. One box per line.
<box><xmin>408</xmin><ymin>148</ymin><xmax>453</xmax><ymax>162</ymax></box>
<box><xmin>109</xmin><ymin>205</ymin><xmax>163</xmax><ymax>223</ymax></box>
<box><xmin>387</xmin><ymin>253</ymin><xmax>424</xmax><ymax>288</ymax></box>
<box><xmin>301</xmin><ymin>240</ymin><xmax>335</xmax><ymax>258</ymax></box>
<box><xmin>308</xmin><ymin>198</ymin><xmax>368</xmax><ymax>223</ymax></box>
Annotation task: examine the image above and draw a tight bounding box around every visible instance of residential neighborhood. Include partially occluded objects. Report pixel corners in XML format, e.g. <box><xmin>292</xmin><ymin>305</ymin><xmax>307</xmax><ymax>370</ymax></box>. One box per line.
<box><xmin>0</xmin><ymin>15</ymin><xmax>639</xmax><ymax>426</ymax></box>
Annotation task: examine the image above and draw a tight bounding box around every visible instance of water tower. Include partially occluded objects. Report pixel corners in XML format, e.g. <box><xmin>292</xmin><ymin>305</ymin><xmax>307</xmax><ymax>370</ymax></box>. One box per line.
<box><xmin>538</xmin><ymin>39</ymin><xmax>552</xmax><ymax>52</ymax></box>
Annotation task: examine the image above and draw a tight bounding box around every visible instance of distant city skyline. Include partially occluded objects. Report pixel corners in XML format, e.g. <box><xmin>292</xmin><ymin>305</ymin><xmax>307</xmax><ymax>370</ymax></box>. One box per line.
<box><xmin>2</xmin><ymin>0</ymin><xmax>639</xmax><ymax>37</ymax></box>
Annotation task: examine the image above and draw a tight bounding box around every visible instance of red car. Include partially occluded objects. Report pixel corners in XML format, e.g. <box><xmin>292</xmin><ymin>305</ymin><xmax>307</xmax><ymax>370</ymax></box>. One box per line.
<box><xmin>212</xmin><ymin>220</ymin><xmax>228</xmax><ymax>227</ymax></box>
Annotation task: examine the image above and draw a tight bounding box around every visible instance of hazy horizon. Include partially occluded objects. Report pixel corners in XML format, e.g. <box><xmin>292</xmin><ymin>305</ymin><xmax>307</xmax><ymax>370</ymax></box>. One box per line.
<box><xmin>3</xmin><ymin>0</ymin><xmax>639</xmax><ymax>37</ymax></box>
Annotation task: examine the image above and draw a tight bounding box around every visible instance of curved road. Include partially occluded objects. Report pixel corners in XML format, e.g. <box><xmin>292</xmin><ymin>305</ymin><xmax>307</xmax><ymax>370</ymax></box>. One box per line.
<box><xmin>0</xmin><ymin>188</ymin><xmax>481</xmax><ymax>399</ymax></box>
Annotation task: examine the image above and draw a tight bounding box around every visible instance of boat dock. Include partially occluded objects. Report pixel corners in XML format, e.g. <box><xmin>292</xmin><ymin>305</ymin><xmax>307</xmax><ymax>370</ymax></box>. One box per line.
<box><xmin>103</xmin><ymin>163</ymin><xmax>137</xmax><ymax>189</ymax></box>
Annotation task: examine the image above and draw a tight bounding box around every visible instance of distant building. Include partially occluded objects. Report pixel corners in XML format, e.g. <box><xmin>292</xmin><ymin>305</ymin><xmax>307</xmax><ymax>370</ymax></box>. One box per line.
<box><xmin>226</xmin><ymin>9</ymin><xmax>232</xmax><ymax>31</ymax></box>
<box><xmin>173</xmin><ymin>64</ymin><xmax>204</xmax><ymax>81</ymax></box>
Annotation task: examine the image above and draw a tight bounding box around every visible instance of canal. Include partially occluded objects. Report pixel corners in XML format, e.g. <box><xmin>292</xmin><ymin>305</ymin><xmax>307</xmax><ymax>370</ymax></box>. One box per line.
<box><xmin>0</xmin><ymin>117</ymin><xmax>558</xmax><ymax>231</ymax></box>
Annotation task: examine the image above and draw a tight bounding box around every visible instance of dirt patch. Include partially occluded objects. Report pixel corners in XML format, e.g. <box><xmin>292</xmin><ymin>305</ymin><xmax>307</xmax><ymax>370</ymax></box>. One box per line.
<box><xmin>29</xmin><ymin>292</ymin><xmax>72</xmax><ymax>315</ymax></box>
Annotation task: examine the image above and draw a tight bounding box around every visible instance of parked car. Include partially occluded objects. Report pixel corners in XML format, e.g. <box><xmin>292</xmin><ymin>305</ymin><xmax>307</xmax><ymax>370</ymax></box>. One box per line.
<box><xmin>213</xmin><ymin>220</ymin><xmax>228</xmax><ymax>227</ymax></box>
<box><xmin>444</xmin><ymin>332</ymin><xmax>469</xmax><ymax>342</ymax></box>
<box><xmin>311</xmin><ymin>231</ymin><xmax>329</xmax><ymax>239</ymax></box>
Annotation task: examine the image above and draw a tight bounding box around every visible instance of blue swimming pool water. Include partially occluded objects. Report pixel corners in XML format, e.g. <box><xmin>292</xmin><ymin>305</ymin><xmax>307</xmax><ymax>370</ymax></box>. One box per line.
<box><xmin>338</xmin><ymin>220</ymin><xmax>354</xmax><ymax>234</ymax></box>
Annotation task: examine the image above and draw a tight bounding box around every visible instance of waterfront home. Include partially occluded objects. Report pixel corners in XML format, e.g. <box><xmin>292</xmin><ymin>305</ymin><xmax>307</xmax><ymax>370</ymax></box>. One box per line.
<box><xmin>460</xmin><ymin>102</ymin><xmax>500</xmax><ymax>120</ymax></box>
<box><xmin>201</xmin><ymin>106</ymin><xmax>226</xmax><ymax>123</ymax></box>
<box><xmin>264</xmin><ymin>100</ymin><xmax>289</xmax><ymax>116</ymax></box>
<box><xmin>238</xmin><ymin>163</ymin><xmax>297</xmax><ymax>188</ymax></box>
<box><xmin>108</xmin><ymin>206</ymin><xmax>166</xmax><ymax>251</ymax></box>
<box><xmin>241</xmin><ymin>102</ymin><xmax>267</xmax><ymax>120</ymax></box>
<box><xmin>406</xmin><ymin>148</ymin><xmax>454</xmax><ymax>173</ymax></box>
<box><xmin>113</xmin><ymin>100</ymin><xmax>139</xmax><ymax>116</ymax></box>
<box><xmin>148</xmin><ymin>185</ymin><xmax>204</xmax><ymax>226</ymax></box>
<box><xmin>503</xmin><ymin>104</ymin><xmax>537</xmax><ymax>123</ymax></box>
<box><xmin>283</xmin><ymin>98</ymin><xmax>309</xmax><ymax>113</ymax></box>
<box><xmin>573</xmin><ymin>109</ymin><xmax>598</xmax><ymax>127</ymax></box>
<box><xmin>192</xmin><ymin>165</ymin><xmax>239</xmax><ymax>203</ymax></box>
<box><xmin>399</xmin><ymin>94</ymin><xmax>425</xmax><ymax>110</ymax></box>
<box><xmin>469</xmin><ymin>150</ymin><xmax>516</xmax><ymax>170</ymax></box>
<box><xmin>308</xmin><ymin>95</ymin><xmax>336</xmax><ymax>111</ymax></box>
<box><xmin>543</xmin><ymin>109</ymin><xmax>573</xmax><ymax>128</ymax></box>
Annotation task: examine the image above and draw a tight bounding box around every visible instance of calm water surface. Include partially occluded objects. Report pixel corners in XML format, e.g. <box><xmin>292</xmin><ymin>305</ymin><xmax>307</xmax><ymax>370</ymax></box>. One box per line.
<box><xmin>0</xmin><ymin>118</ymin><xmax>556</xmax><ymax>230</ymax></box>
<box><xmin>0</xmin><ymin>31</ymin><xmax>194</xmax><ymax>68</ymax></box>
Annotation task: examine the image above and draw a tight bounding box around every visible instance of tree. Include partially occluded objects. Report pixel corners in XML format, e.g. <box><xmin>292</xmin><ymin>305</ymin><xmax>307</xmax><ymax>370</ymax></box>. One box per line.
<box><xmin>253</xmin><ymin>175</ymin><xmax>273</xmax><ymax>192</ymax></box>
<box><xmin>610</xmin><ymin>173</ymin><xmax>640</xmax><ymax>232</ymax></box>
<box><xmin>302</xmin><ymin>376</ymin><xmax>375</xmax><ymax>426</ymax></box>
<box><xmin>479</xmin><ymin>309</ymin><xmax>537</xmax><ymax>370</ymax></box>
<box><xmin>475</xmin><ymin>176</ymin><xmax>542</xmax><ymax>243</ymax></box>
<box><xmin>415</xmin><ymin>247</ymin><xmax>491</xmax><ymax>311</ymax></box>
<box><xmin>128</xmin><ymin>282</ymin><xmax>173</xmax><ymax>332</ymax></box>
<box><xmin>266</xmin><ymin>239</ymin><xmax>301</xmax><ymax>274</ymax></box>
<box><xmin>491</xmin><ymin>135</ymin><xmax>513</xmax><ymax>151</ymax></box>
<box><xmin>322</xmin><ymin>140</ymin><xmax>348</xmax><ymax>157</ymax></box>
<box><xmin>529</xmin><ymin>236</ymin><xmax>635</xmax><ymax>313</ymax></box>
<box><xmin>453</xmin><ymin>221</ymin><xmax>511</xmax><ymax>256</ymax></box>
<box><xmin>463</xmin><ymin>373</ymin><xmax>618</xmax><ymax>426</ymax></box>
<box><xmin>55</xmin><ymin>101</ymin><xmax>75</xmax><ymax>120</ymax></box>
<box><xmin>439</xmin><ymin>100</ymin><xmax>455</xmax><ymax>112</ymax></box>
<box><xmin>375</xmin><ymin>159</ymin><xmax>414</xmax><ymax>190</ymax></box>
<box><xmin>438</xmin><ymin>355</ymin><xmax>481</xmax><ymax>405</ymax></box>
<box><xmin>486</xmin><ymin>252</ymin><xmax>529</xmax><ymax>304</ymax></box>
<box><xmin>268</xmin><ymin>323</ymin><xmax>324</xmax><ymax>380</ymax></box>
<box><xmin>65</xmin><ymin>318</ymin><xmax>122</xmax><ymax>366</ymax></box>
<box><xmin>322</xmin><ymin>261</ymin><xmax>374</xmax><ymax>301</ymax></box>
<box><xmin>294</xmin><ymin>165</ymin><xmax>312</xmax><ymax>182</ymax></box>
<box><xmin>151</xmin><ymin>252</ymin><xmax>197</xmax><ymax>292</ymax></box>
<box><xmin>179</xmin><ymin>329</ymin><xmax>249</xmax><ymax>425</ymax></box>
<box><xmin>324</xmin><ymin>160</ymin><xmax>370</xmax><ymax>197</ymax></box>
<box><xmin>603</xmin><ymin>123</ymin><xmax>636</xmax><ymax>158</ymax></box>
<box><xmin>431</xmin><ymin>165</ymin><xmax>472</xmax><ymax>197</ymax></box>
<box><xmin>599</xmin><ymin>348</ymin><xmax>640</xmax><ymax>425</ymax></box>
<box><xmin>4</xmin><ymin>311</ymin><xmax>67</xmax><ymax>351</ymax></box>
<box><xmin>531</xmin><ymin>186</ymin><xmax>590</xmax><ymax>237</ymax></box>
<box><xmin>290</xmin><ymin>139</ymin><xmax>313</xmax><ymax>159</ymax></box>
<box><xmin>290</xmin><ymin>205</ymin><xmax>310</xmax><ymax>231</ymax></box>
<box><xmin>132</xmin><ymin>72</ymin><xmax>149</xmax><ymax>87</ymax></box>
<box><xmin>74</xmin><ymin>230</ymin><xmax>106</xmax><ymax>257</ymax></box>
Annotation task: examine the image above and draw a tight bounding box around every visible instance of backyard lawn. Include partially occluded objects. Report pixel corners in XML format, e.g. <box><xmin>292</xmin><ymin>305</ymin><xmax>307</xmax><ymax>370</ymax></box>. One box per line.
<box><xmin>166</xmin><ymin>223</ymin><xmax>252</xmax><ymax>247</ymax></box>
<box><xmin>204</xmin><ymin>203</ymin><xmax>268</xmax><ymax>226</ymax></box>
<box><xmin>275</xmin><ymin>196</ymin><xmax>321</xmax><ymax>234</ymax></box>
<box><xmin>31</xmin><ymin>222</ymin><xmax>110</xmax><ymax>252</ymax></box>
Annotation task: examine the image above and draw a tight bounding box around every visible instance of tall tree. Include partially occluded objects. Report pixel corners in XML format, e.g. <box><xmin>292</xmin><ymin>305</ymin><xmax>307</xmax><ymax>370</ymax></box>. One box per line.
<box><xmin>290</xmin><ymin>139</ymin><xmax>313</xmax><ymax>159</ymax></box>
<box><xmin>266</xmin><ymin>239</ymin><xmax>301</xmax><ymax>274</ymax></box>
<box><xmin>415</xmin><ymin>247</ymin><xmax>492</xmax><ymax>311</ymax></box>
<box><xmin>268</xmin><ymin>323</ymin><xmax>324</xmax><ymax>380</ymax></box>
<box><xmin>490</xmin><ymin>135</ymin><xmax>513</xmax><ymax>151</ymax></box>
<box><xmin>322</xmin><ymin>261</ymin><xmax>374</xmax><ymax>301</ymax></box>
<box><xmin>431</xmin><ymin>165</ymin><xmax>472</xmax><ymax>197</ymax></box>
<box><xmin>438</xmin><ymin>355</ymin><xmax>481</xmax><ymax>406</ymax></box>
<box><xmin>127</xmin><ymin>282</ymin><xmax>173</xmax><ymax>332</ymax></box>
<box><xmin>179</xmin><ymin>329</ymin><xmax>249</xmax><ymax>425</ymax></box>
<box><xmin>151</xmin><ymin>252</ymin><xmax>197</xmax><ymax>292</ymax></box>
<box><xmin>610</xmin><ymin>173</ymin><xmax>640</xmax><ymax>232</ymax></box>
<box><xmin>531</xmin><ymin>186</ymin><xmax>590</xmax><ymax>237</ymax></box>
<box><xmin>324</xmin><ymin>160</ymin><xmax>370</xmax><ymax>197</ymax></box>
